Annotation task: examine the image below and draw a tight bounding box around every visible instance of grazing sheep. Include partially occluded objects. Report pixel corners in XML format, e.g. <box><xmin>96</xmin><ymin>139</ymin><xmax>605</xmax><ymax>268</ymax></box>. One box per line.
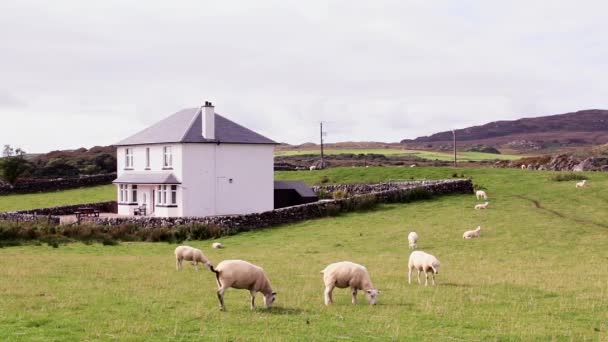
<box><xmin>521</xmin><ymin>164</ymin><xmax>526</xmax><ymax>170</ymax></box>
<box><xmin>576</xmin><ymin>180</ymin><xmax>587</xmax><ymax>188</ymax></box>
<box><xmin>475</xmin><ymin>190</ymin><xmax>488</xmax><ymax>200</ymax></box>
<box><xmin>321</xmin><ymin>261</ymin><xmax>381</xmax><ymax>306</ymax></box>
<box><xmin>409</xmin><ymin>164</ymin><xmax>417</xmax><ymax>168</ymax></box>
<box><xmin>212</xmin><ymin>242</ymin><xmax>224</xmax><ymax>249</ymax></box>
<box><xmin>463</xmin><ymin>226</ymin><xmax>482</xmax><ymax>239</ymax></box>
<box><xmin>408</xmin><ymin>251</ymin><xmax>440</xmax><ymax>286</ymax></box>
<box><xmin>408</xmin><ymin>232</ymin><xmax>419</xmax><ymax>249</ymax></box>
<box><xmin>210</xmin><ymin>260</ymin><xmax>276</xmax><ymax>311</ymax></box>
<box><xmin>309</xmin><ymin>165</ymin><xmax>317</xmax><ymax>171</ymax></box>
<box><xmin>174</xmin><ymin>246</ymin><xmax>212</xmax><ymax>271</ymax></box>
<box><xmin>474</xmin><ymin>202</ymin><xmax>490</xmax><ymax>210</ymax></box>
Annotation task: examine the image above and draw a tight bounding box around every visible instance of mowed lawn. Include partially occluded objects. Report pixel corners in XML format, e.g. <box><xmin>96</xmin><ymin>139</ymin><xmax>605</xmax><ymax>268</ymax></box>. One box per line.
<box><xmin>0</xmin><ymin>184</ymin><xmax>115</xmax><ymax>212</ymax></box>
<box><xmin>275</xmin><ymin>148</ymin><xmax>524</xmax><ymax>161</ymax></box>
<box><xmin>1</xmin><ymin>168</ymin><xmax>608</xmax><ymax>340</ymax></box>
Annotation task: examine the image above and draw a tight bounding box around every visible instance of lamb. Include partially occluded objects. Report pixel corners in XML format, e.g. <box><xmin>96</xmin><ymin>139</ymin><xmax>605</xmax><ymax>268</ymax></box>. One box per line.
<box><xmin>408</xmin><ymin>251</ymin><xmax>441</xmax><ymax>286</ymax></box>
<box><xmin>474</xmin><ymin>202</ymin><xmax>490</xmax><ymax>210</ymax></box>
<box><xmin>309</xmin><ymin>165</ymin><xmax>317</xmax><ymax>171</ymax></box>
<box><xmin>463</xmin><ymin>226</ymin><xmax>482</xmax><ymax>239</ymax></box>
<box><xmin>212</xmin><ymin>242</ymin><xmax>224</xmax><ymax>249</ymax></box>
<box><xmin>321</xmin><ymin>261</ymin><xmax>381</xmax><ymax>306</ymax></box>
<box><xmin>408</xmin><ymin>232</ymin><xmax>419</xmax><ymax>249</ymax></box>
<box><xmin>576</xmin><ymin>180</ymin><xmax>587</xmax><ymax>188</ymax></box>
<box><xmin>210</xmin><ymin>260</ymin><xmax>276</xmax><ymax>311</ymax></box>
<box><xmin>521</xmin><ymin>164</ymin><xmax>526</xmax><ymax>170</ymax></box>
<box><xmin>174</xmin><ymin>245</ymin><xmax>212</xmax><ymax>271</ymax></box>
<box><xmin>475</xmin><ymin>190</ymin><xmax>488</xmax><ymax>200</ymax></box>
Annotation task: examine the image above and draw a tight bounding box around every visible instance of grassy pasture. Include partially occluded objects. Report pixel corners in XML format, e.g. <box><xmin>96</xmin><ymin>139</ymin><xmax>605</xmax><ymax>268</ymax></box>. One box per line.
<box><xmin>0</xmin><ymin>184</ymin><xmax>115</xmax><ymax>212</ymax></box>
<box><xmin>275</xmin><ymin>148</ymin><xmax>523</xmax><ymax>161</ymax></box>
<box><xmin>1</xmin><ymin>167</ymin><xmax>608</xmax><ymax>340</ymax></box>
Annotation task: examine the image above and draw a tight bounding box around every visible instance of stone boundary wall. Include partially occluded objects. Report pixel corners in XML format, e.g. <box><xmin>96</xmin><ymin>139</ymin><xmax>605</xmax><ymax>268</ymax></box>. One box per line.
<box><xmin>0</xmin><ymin>173</ymin><xmax>116</xmax><ymax>195</ymax></box>
<box><xmin>88</xmin><ymin>179</ymin><xmax>472</xmax><ymax>231</ymax></box>
<box><xmin>0</xmin><ymin>180</ymin><xmax>472</xmax><ymax>235</ymax></box>
<box><xmin>0</xmin><ymin>201</ymin><xmax>118</xmax><ymax>225</ymax></box>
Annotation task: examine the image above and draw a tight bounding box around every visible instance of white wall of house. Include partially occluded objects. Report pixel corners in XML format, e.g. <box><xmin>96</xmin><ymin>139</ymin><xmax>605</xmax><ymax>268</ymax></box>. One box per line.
<box><xmin>214</xmin><ymin>144</ymin><xmax>274</xmax><ymax>215</ymax></box>
<box><xmin>115</xmin><ymin>142</ymin><xmax>274</xmax><ymax>217</ymax></box>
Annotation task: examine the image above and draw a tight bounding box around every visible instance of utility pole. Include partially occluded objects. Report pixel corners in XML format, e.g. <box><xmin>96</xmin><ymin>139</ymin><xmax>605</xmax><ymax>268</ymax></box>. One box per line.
<box><xmin>320</xmin><ymin>121</ymin><xmax>325</xmax><ymax>169</ymax></box>
<box><xmin>452</xmin><ymin>129</ymin><xmax>457</xmax><ymax>168</ymax></box>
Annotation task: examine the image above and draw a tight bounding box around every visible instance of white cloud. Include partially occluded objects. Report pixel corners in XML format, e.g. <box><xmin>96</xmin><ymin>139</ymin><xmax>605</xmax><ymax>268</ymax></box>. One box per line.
<box><xmin>1</xmin><ymin>0</ymin><xmax>608</xmax><ymax>152</ymax></box>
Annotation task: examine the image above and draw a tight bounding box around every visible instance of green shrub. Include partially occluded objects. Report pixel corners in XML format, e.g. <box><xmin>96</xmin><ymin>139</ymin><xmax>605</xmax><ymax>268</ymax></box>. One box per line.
<box><xmin>317</xmin><ymin>189</ymin><xmax>329</xmax><ymax>199</ymax></box>
<box><xmin>320</xmin><ymin>176</ymin><xmax>330</xmax><ymax>184</ymax></box>
<box><xmin>550</xmin><ymin>173</ymin><xmax>587</xmax><ymax>182</ymax></box>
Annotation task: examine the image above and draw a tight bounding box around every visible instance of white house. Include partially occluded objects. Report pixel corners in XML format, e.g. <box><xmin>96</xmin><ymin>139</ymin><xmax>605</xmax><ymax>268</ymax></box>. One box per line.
<box><xmin>113</xmin><ymin>101</ymin><xmax>277</xmax><ymax>217</ymax></box>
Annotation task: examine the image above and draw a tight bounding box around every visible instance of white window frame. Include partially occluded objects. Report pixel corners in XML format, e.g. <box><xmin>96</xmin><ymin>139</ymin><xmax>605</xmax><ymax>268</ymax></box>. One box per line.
<box><xmin>163</xmin><ymin>146</ymin><xmax>172</xmax><ymax>168</ymax></box>
<box><xmin>131</xmin><ymin>185</ymin><xmax>138</xmax><ymax>203</ymax></box>
<box><xmin>119</xmin><ymin>184</ymin><xmax>129</xmax><ymax>203</ymax></box>
<box><xmin>145</xmin><ymin>148</ymin><xmax>150</xmax><ymax>169</ymax></box>
<box><xmin>171</xmin><ymin>185</ymin><xmax>177</xmax><ymax>205</ymax></box>
<box><xmin>125</xmin><ymin>148</ymin><xmax>134</xmax><ymax>169</ymax></box>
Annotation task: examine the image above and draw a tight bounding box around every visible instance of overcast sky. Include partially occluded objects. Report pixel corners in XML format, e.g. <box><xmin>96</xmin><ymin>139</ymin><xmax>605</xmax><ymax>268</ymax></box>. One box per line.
<box><xmin>1</xmin><ymin>0</ymin><xmax>608</xmax><ymax>153</ymax></box>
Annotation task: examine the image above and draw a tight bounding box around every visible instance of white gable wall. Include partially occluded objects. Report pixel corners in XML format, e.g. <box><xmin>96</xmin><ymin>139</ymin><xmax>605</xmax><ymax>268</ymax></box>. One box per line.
<box><xmin>181</xmin><ymin>144</ymin><xmax>216</xmax><ymax>217</ymax></box>
<box><xmin>214</xmin><ymin>144</ymin><xmax>274</xmax><ymax>215</ymax></box>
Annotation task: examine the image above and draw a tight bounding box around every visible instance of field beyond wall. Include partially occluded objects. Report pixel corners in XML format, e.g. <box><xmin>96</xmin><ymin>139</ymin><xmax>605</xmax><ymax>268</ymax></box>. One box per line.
<box><xmin>1</xmin><ymin>167</ymin><xmax>607</xmax><ymax>340</ymax></box>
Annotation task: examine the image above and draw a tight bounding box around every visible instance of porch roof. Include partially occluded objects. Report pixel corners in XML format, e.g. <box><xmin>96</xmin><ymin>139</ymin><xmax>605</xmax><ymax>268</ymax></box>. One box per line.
<box><xmin>113</xmin><ymin>172</ymin><xmax>181</xmax><ymax>184</ymax></box>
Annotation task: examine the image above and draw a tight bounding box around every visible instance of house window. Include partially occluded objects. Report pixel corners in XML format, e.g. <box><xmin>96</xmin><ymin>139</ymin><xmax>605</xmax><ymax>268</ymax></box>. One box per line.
<box><xmin>119</xmin><ymin>184</ymin><xmax>129</xmax><ymax>203</ymax></box>
<box><xmin>131</xmin><ymin>185</ymin><xmax>138</xmax><ymax>203</ymax></box>
<box><xmin>125</xmin><ymin>148</ymin><xmax>134</xmax><ymax>168</ymax></box>
<box><xmin>163</xmin><ymin>146</ymin><xmax>172</xmax><ymax>168</ymax></box>
<box><xmin>157</xmin><ymin>185</ymin><xmax>162</xmax><ymax>204</ymax></box>
<box><xmin>162</xmin><ymin>185</ymin><xmax>167</xmax><ymax>204</ymax></box>
<box><xmin>145</xmin><ymin>148</ymin><xmax>150</xmax><ymax>169</ymax></box>
<box><xmin>171</xmin><ymin>185</ymin><xmax>177</xmax><ymax>205</ymax></box>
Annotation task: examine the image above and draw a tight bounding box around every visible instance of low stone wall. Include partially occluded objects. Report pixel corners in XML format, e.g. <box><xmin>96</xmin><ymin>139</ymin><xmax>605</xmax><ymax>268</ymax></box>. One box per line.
<box><xmin>13</xmin><ymin>201</ymin><xmax>118</xmax><ymax>216</ymax></box>
<box><xmin>0</xmin><ymin>201</ymin><xmax>118</xmax><ymax>225</ymax></box>
<box><xmin>0</xmin><ymin>212</ymin><xmax>60</xmax><ymax>225</ymax></box>
<box><xmin>89</xmin><ymin>179</ymin><xmax>472</xmax><ymax>232</ymax></box>
<box><xmin>0</xmin><ymin>173</ymin><xmax>116</xmax><ymax>195</ymax></box>
<box><xmin>312</xmin><ymin>180</ymin><xmax>448</xmax><ymax>196</ymax></box>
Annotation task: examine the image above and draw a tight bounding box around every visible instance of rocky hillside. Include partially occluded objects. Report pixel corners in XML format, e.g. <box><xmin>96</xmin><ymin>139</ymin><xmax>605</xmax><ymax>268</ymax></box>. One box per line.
<box><xmin>401</xmin><ymin>109</ymin><xmax>608</xmax><ymax>153</ymax></box>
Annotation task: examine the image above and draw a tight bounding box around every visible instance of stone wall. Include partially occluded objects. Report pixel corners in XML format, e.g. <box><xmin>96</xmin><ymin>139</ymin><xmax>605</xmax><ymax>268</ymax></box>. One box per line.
<box><xmin>0</xmin><ymin>173</ymin><xmax>116</xmax><ymax>195</ymax></box>
<box><xmin>89</xmin><ymin>179</ymin><xmax>472</xmax><ymax>232</ymax></box>
<box><xmin>0</xmin><ymin>201</ymin><xmax>118</xmax><ymax>225</ymax></box>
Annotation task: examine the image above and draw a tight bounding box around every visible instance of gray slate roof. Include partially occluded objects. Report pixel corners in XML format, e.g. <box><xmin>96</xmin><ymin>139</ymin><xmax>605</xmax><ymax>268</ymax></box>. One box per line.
<box><xmin>113</xmin><ymin>172</ymin><xmax>181</xmax><ymax>184</ymax></box>
<box><xmin>115</xmin><ymin>108</ymin><xmax>277</xmax><ymax>146</ymax></box>
<box><xmin>274</xmin><ymin>180</ymin><xmax>317</xmax><ymax>199</ymax></box>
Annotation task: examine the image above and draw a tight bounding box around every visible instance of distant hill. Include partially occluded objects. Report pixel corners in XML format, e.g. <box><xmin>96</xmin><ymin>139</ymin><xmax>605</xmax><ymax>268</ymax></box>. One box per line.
<box><xmin>401</xmin><ymin>109</ymin><xmax>608</xmax><ymax>153</ymax></box>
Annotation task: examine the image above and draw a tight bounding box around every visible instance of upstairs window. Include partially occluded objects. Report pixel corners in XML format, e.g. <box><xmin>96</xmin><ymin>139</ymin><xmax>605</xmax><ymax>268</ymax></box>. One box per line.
<box><xmin>125</xmin><ymin>148</ymin><xmax>134</xmax><ymax>168</ymax></box>
<box><xmin>145</xmin><ymin>148</ymin><xmax>150</xmax><ymax>169</ymax></box>
<box><xmin>163</xmin><ymin>146</ymin><xmax>172</xmax><ymax>168</ymax></box>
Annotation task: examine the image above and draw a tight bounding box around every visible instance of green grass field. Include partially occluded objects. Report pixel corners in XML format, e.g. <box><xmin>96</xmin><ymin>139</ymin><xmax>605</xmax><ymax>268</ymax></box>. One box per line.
<box><xmin>275</xmin><ymin>148</ymin><xmax>523</xmax><ymax>161</ymax></box>
<box><xmin>0</xmin><ymin>184</ymin><xmax>115</xmax><ymax>212</ymax></box>
<box><xmin>1</xmin><ymin>168</ymin><xmax>608</xmax><ymax>340</ymax></box>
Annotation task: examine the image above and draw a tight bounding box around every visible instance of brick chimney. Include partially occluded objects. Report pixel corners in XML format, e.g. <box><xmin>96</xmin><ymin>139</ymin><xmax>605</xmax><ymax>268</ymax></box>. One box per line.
<box><xmin>202</xmin><ymin>101</ymin><xmax>215</xmax><ymax>139</ymax></box>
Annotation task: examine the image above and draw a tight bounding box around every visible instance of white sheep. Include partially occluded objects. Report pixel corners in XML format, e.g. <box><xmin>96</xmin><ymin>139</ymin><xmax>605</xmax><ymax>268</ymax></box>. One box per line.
<box><xmin>210</xmin><ymin>260</ymin><xmax>276</xmax><ymax>311</ymax></box>
<box><xmin>212</xmin><ymin>242</ymin><xmax>224</xmax><ymax>249</ymax></box>
<box><xmin>576</xmin><ymin>180</ymin><xmax>587</xmax><ymax>188</ymax></box>
<box><xmin>409</xmin><ymin>164</ymin><xmax>417</xmax><ymax>168</ymax></box>
<box><xmin>475</xmin><ymin>190</ymin><xmax>488</xmax><ymax>200</ymax></box>
<box><xmin>521</xmin><ymin>164</ymin><xmax>526</xmax><ymax>170</ymax></box>
<box><xmin>174</xmin><ymin>245</ymin><xmax>212</xmax><ymax>271</ymax></box>
<box><xmin>408</xmin><ymin>232</ymin><xmax>419</xmax><ymax>249</ymax></box>
<box><xmin>309</xmin><ymin>165</ymin><xmax>317</xmax><ymax>171</ymax></box>
<box><xmin>463</xmin><ymin>226</ymin><xmax>482</xmax><ymax>239</ymax></box>
<box><xmin>474</xmin><ymin>202</ymin><xmax>490</xmax><ymax>210</ymax></box>
<box><xmin>321</xmin><ymin>261</ymin><xmax>381</xmax><ymax>306</ymax></box>
<box><xmin>408</xmin><ymin>251</ymin><xmax>441</xmax><ymax>286</ymax></box>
